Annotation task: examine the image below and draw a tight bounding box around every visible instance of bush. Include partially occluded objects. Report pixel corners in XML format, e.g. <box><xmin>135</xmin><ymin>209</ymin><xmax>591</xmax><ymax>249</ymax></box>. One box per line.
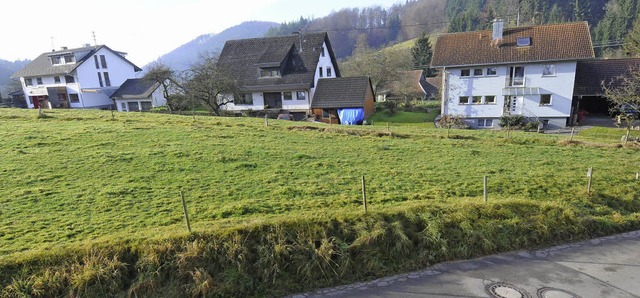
<box><xmin>435</xmin><ymin>115</ymin><xmax>468</xmax><ymax>129</ymax></box>
<box><xmin>499</xmin><ymin>115</ymin><xmax>525</xmax><ymax>128</ymax></box>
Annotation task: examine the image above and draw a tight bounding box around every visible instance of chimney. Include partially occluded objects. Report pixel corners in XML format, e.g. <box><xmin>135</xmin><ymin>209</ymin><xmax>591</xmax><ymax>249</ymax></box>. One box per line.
<box><xmin>60</xmin><ymin>46</ymin><xmax>68</xmax><ymax>50</ymax></box>
<box><xmin>83</xmin><ymin>43</ymin><xmax>91</xmax><ymax>47</ymax></box>
<box><xmin>492</xmin><ymin>19</ymin><xmax>504</xmax><ymax>41</ymax></box>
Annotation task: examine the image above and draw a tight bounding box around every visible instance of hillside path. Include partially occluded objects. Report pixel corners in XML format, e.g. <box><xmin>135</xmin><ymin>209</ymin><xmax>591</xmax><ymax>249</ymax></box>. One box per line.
<box><xmin>291</xmin><ymin>230</ymin><xmax>640</xmax><ymax>298</ymax></box>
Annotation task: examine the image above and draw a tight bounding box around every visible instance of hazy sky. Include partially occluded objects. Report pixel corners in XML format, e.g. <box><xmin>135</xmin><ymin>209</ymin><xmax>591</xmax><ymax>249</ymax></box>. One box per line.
<box><xmin>1</xmin><ymin>0</ymin><xmax>401</xmax><ymax>65</ymax></box>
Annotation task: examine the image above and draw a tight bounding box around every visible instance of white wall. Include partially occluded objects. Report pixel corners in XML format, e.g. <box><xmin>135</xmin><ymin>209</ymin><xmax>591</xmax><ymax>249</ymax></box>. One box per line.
<box><xmin>311</xmin><ymin>41</ymin><xmax>338</xmax><ymax>102</ymax></box>
<box><xmin>443</xmin><ymin>61</ymin><xmax>577</xmax><ymax>128</ymax></box>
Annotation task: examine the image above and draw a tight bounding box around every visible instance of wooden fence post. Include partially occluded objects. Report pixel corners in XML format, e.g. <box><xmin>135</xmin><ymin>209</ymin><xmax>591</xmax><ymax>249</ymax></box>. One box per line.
<box><xmin>180</xmin><ymin>190</ymin><xmax>192</xmax><ymax>233</ymax></box>
<box><xmin>361</xmin><ymin>176</ymin><xmax>368</xmax><ymax>213</ymax></box>
<box><xmin>587</xmin><ymin>167</ymin><xmax>593</xmax><ymax>195</ymax></box>
<box><xmin>483</xmin><ymin>175</ymin><xmax>488</xmax><ymax>204</ymax></box>
<box><xmin>264</xmin><ymin>114</ymin><xmax>268</xmax><ymax>127</ymax></box>
<box><xmin>570</xmin><ymin>127</ymin><xmax>575</xmax><ymax>142</ymax></box>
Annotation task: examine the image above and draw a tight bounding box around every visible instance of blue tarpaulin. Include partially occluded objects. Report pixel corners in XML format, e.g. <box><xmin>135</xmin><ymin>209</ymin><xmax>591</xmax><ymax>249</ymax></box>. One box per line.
<box><xmin>338</xmin><ymin>108</ymin><xmax>365</xmax><ymax>125</ymax></box>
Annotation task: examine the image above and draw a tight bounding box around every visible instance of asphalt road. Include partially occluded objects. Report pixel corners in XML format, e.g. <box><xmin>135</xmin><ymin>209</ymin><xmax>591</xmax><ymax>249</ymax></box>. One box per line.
<box><xmin>293</xmin><ymin>230</ymin><xmax>640</xmax><ymax>298</ymax></box>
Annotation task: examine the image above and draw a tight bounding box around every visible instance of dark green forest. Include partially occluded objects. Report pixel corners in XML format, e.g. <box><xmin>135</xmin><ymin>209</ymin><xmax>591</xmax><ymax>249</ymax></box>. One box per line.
<box><xmin>267</xmin><ymin>0</ymin><xmax>639</xmax><ymax>58</ymax></box>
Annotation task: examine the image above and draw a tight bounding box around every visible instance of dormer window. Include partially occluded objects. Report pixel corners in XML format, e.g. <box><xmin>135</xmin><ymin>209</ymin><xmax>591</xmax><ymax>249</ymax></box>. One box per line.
<box><xmin>51</xmin><ymin>56</ymin><xmax>62</xmax><ymax>65</ymax></box>
<box><xmin>517</xmin><ymin>37</ymin><xmax>531</xmax><ymax>47</ymax></box>
<box><xmin>260</xmin><ymin>67</ymin><xmax>280</xmax><ymax>77</ymax></box>
<box><xmin>64</xmin><ymin>55</ymin><xmax>75</xmax><ymax>63</ymax></box>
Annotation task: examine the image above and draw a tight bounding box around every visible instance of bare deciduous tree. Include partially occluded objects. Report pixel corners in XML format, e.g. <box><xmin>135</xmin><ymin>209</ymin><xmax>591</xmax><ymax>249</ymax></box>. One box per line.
<box><xmin>602</xmin><ymin>66</ymin><xmax>640</xmax><ymax>141</ymax></box>
<box><xmin>183</xmin><ymin>54</ymin><xmax>239</xmax><ymax>116</ymax></box>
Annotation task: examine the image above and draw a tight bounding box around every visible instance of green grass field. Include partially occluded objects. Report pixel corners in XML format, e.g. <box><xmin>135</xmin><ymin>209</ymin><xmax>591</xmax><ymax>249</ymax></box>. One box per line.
<box><xmin>1</xmin><ymin>108</ymin><xmax>639</xmax><ymax>296</ymax></box>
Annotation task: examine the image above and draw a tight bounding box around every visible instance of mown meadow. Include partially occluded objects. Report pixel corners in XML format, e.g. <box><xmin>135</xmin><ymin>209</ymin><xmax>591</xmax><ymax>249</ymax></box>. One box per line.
<box><xmin>1</xmin><ymin>108</ymin><xmax>639</xmax><ymax>297</ymax></box>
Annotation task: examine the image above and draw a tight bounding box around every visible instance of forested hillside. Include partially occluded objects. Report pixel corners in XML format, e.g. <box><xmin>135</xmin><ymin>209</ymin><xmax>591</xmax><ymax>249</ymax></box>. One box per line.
<box><xmin>267</xmin><ymin>0</ymin><xmax>638</xmax><ymax>59</ymax></box>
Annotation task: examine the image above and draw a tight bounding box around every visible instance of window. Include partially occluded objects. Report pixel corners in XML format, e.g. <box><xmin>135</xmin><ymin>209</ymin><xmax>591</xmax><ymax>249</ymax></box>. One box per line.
<box><xmin>486</xmin><ymin>67</ymin><xmax>497</xmax><ymax>76</ymax></box>
<box><xmin>540</xmin><ymin>94</ymin><xmax>552</xmax><ymax>105</ymax></box>
<box><xmin>69</xmin><ymin>94</ymin><xmax>79</xmax><ymax>103</ymax></box>
<box><xmin>461</xmin><ymin>69</ymin><xmax>471</xmax><ymax>77</ymax></box>
<box><xmin>473</xmin><ymin>69</ymin><xmax>483</xmax><ymax>76</ymax></box>
<box><xmin>103</xmin><ymin>72</ymin><xmax>111</xmax><ymax>87</ymax></box>
<box><xmin>97</xmin><ymin>72</ymin><xmax>103</xmax><ymax>87</ymax></box>
<box><xmin>485</xmin><ymin>95</ymin><xmax>496</xmax><ymax>104</ymax></box>
<box><xmin>141</xmin><ymin>101</ymin><xmax>152</xmax><ymax>111</ymax></box>
<box><xmin>319</xmin><ymin>67</ymin><xmax>323</xmax><ymax>77</ymax></box>
<box><xmin>120</xmin><ymin>102</ymin><xmax>127</xmax><ymax>111</ymax></box>
<box><xmin>296</xmin><ymin>91</ymin><xmax>306</xmax><ymax>100</ymax></box>
<box><xmin>54</xmin><ymin>76</ymin><xmax>61</xmax><ymax>83</ymax></box>
<box><xmin>64</xmin><ymin>55</ymin><xmax>75</xmax><ymax>63</ymax></box>
<box><xmin>65</xmin><ymin>75</ymin><xmax>75</xmax><ymax>83</ymax></box>
<box><xmin>283</xmin><ymin>91</ymin><xmax>293</xmax><ymax>100</ymax></box>
<box><xmin>94</xmin><ymin>55</ymin><xmax>99</xmax><ymax>69</ymax></box>
<box><xmin>472</xmin><ymin>96</ymin><xmax>482</xmax><ymax>104</ymax></box>
<box><xmin>517</xmin><ymin>37</ymin><xmax>531</xmax><ymax>47</ymax></box>
<box><xmin>322</xmin><ymin>109</ymin><xmax>335</xmax><ymax>119</ymax></box>
<box><xmin>477</xmin><ymin>119</ymin><xmax>493</xmax><ymax>127</ymax></box>
<box><xmin>100</xmin><ymin>55</ymin><xmax>107</xmax><ymax>68</ymax></box>
<box><xmin>327</xmin><ymin>67</ymin><xmax>332</xmax><ymax>77</ymax></box>
<box><xmin>542</xmin><ymin>64</ymin><xmax>555</xmax><ymax>76</ymax></box>
<box><xmin>128</xmin><ymin>102</ymin><xmax>140</xmax><ymax>112</ymax></box>
<box><xmin>234</xmin><ymin>93</ymin><xmax>253</xmax><ymax>105</ymax></box>
<box><xmin>36</xmin><ymin>77</ymin><xmax>43</xmax><ymax>85</ymax></box>
<box><xmin>25</xmin><ymin>78</ymin><xmax>33</xmax><ymax>86</ymax></box>
<box><xmin>260</xmin><ymin>67</ymin><xmax>280</xmax><ymax>77</ymax></box>
<box><xmin>320</xmin><ymin>46</ymin><xmax>325</xmax><ymax>57</ymax></box>
<box><xmin>51</xmin><ymin>56</ymin><xmax>62</xmax><ymax>64</ymax></box>
<box><xmin>459</xmin><ymin>96</ymin><xmax>469</xmax><ymax>104</ymax></box>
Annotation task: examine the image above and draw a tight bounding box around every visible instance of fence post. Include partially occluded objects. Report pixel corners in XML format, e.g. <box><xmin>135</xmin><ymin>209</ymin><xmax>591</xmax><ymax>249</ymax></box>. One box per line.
<box><xmin>624</xmin><ymin>128</ymin><xmax>631</xmax><ymax>145</ymax></box>
<box><xmin>361</xmin><ymin>175</ymin><xmax>368</xmax><ymax>213</ymax></box>
<box><xmin>264</xmin><ymin>114</ymin><xmax>268</xmax><ymax>127</ymax></box>
<box><xmin>180</xmin><ymin>190</ymin><xmax>192</xmax><ymax>233</ymax></box>
<box><xmin>387</xmin><ymin>122</ymin><xmax>390</xmax><ymax>132</ymax></box>
<box><xmin>570</xmin><ymin>127</ymin><xmax>575</xmax><ymax>142</ymax></box>
<box><xmin>483</xmin><ymin>175</ymin><xmax>488</xmax><ymax>204</ymax></box>
<box><xmin>636</xmin><ymin>173</ymin><xmax>639</xmax><ymax>180</ymax></box>
<box><xmin>587</xmin><ymin>167</ymin><xmax>593</xmax><ymax>195</ymax></box>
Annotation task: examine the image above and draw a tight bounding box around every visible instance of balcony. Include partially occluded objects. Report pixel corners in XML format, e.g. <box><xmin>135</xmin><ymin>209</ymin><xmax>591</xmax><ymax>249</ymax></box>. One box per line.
<box><xmin>503</xmin><ymin>77</ymin><xmax>541</xmax><ymax>96</ymax></box>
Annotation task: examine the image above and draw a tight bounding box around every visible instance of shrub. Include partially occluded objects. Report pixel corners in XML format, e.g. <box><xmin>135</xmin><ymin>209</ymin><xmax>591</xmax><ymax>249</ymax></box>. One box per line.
<box><xmin>499</xmin><ymin>115</ymin><xmax>525</xmax><ymax>128</ymax></box>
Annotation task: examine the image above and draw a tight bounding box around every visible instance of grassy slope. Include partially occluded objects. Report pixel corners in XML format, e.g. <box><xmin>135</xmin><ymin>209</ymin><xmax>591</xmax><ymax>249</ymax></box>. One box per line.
<box><xmin>1</xmin><ymin>108</ymin><xmax>638</xmax><ymax>255</ymax></box>
<box><xmin>1</xmin><ymin>109</ymin><xmax>640</xmax><ymax>296</ymax></box>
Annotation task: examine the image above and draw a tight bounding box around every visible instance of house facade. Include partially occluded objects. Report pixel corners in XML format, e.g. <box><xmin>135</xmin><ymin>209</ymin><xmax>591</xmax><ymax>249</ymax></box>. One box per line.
<box><xmin>12</xmin><ymin>45</ymin><xmax>142</xmax><ymax>110</ymax></box>
<box><xmin>110</xmin><ymin>78</ymin><xmax>167</xmax><ymax>112</ymax></box>
<box><xmin>432</xmin><ymin>21</ymin><xmax>594</xmax><ymax>129</ymax></box>
<box><xmin>217</xmin><ymin>32</ymin><xmax>340</xmax><ymax>118</ymax></box>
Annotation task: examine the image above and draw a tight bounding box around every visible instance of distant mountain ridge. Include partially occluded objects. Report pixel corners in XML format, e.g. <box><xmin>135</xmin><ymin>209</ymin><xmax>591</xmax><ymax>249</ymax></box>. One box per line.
<box><xmin>0</xmin><ymin>59</ymin><xmax>30</xmax><ymax>94</ymax></box>
<box><xmin>148</xmin><ymin>21</ymin><xmax>279</xmax><ymax>72</ymax></box>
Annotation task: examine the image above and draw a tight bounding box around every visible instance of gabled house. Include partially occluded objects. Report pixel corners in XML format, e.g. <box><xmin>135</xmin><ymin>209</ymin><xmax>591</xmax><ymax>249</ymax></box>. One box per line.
<box><xmin>311</xmin><ymin>76</ymin><xmax>375</xmax><ymax>124</ymax></box>
<box><xmin>432</xmin><ymin>20</ymin><xmax>595</xmax><ymax>129</ymax></box>
<box><xmin>12</xmin><ymin>45</ymin><xmax>142</xmax><ymax>110</ymax></box>
<box><xmin>110</xmin><ymin>78</ymin><xmax>167</xmax><ymax>112</ymax></box>
<box><xmin>217</xmin><ymin>32</ymin><xmax>340</xmax><ymax>118</ymax></box>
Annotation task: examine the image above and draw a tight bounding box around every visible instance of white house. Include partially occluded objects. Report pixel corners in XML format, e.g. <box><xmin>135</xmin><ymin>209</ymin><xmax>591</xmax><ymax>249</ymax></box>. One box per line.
<box><xmin>217</xmin><ymin>32</ymin><xmax>340</xmax><ymax>119</ymax></box>
<box><xmin>12</xmin><ymin>45</ymin><xmax>142</xmax><ymax>110</ymax></box>
<box><xmin>431</xmin><ymin>21</ymin><xmax>595</xmax><ymax>129</ymax></box>
<box><xmin>110</xmin><ymin>78</ymin><xmax>167</xmax><ymax>112</ymax></box>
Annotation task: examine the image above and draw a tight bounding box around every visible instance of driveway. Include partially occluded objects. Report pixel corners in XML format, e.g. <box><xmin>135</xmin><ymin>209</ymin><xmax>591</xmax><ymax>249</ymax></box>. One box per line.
<box><xmin>293</xmin><ymin>230</ymin><xmax>640</xmax><ymax>298</ymax></box>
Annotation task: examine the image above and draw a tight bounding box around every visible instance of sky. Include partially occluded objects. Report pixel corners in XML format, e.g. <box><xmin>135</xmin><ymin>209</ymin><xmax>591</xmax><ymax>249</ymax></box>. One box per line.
<box><xmin>0</xmin><ymin>0</ymin><xmax>401</xmax><ymax>66</ymax></box>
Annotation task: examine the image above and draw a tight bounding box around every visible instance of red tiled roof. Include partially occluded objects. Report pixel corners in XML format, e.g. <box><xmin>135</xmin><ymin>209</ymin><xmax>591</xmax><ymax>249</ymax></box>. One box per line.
<box><xmin>574</xmin><ymin>58</ymin><xmax>640</xmax><ymax>96</ymax></box>
<box><xmin>432</xmin><ymin>22</ymin><xmax>594</xmax><ymax>67</ymax></box>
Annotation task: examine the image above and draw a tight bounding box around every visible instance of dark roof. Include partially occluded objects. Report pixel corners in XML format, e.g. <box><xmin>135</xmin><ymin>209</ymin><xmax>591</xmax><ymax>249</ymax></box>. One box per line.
<box><xmin>12</xmin><ymin>45</ymin><xmax>142</xmax><ymax>78</ymax></box>
<box><xmin>110</xmin><ymin>78</ymin><xmax>160</xmax><ymax>99</ymax></box>
<box><xmin>424</xmin><ymin>76</ymin><xmax>441</xmax><ymax>97</ymax></box>
<box><xmin>574</xmin><ymin>58</ymin><xmax>640</xmax><ymax>96</ymax></box>
<box><xmin>218</xmin><ymin>32</ymin><xmax>340</xmax><ymax>91</ymax></box>
<box><xmin>311</xmin><ymin>77</ymin><xmax>372</xmax><ymax>109</ymax></box>
<box><xmin>432</xmin><ymin>22</ymin><xmax>594</xmax><ymax>67</ymax></box>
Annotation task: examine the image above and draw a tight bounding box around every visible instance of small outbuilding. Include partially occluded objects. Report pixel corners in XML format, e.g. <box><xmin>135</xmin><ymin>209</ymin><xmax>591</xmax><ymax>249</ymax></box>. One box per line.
<box><xmin>311</xmin><ymin>76</ymin><xmax>374</xmax><ymax>124</ymax></box>
<box><xmin>110</xmin><ymin>78</ymin><xmax>166</xmax><ymax>112</ymax></box>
